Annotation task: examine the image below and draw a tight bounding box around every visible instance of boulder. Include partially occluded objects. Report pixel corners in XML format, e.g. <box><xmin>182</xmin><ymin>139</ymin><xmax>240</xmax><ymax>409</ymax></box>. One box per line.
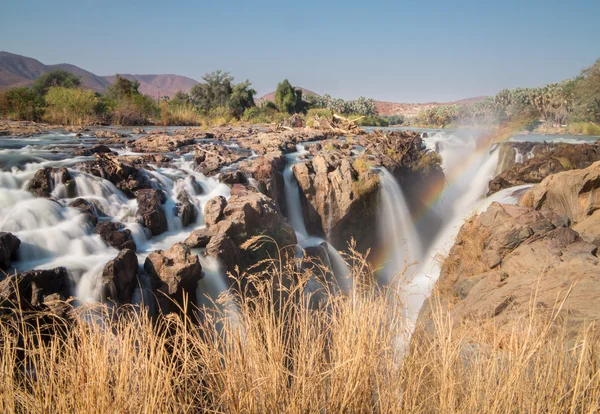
<box><xmin>74</xmin><ymin>144</ymin><xmax>113</xmax><ymax>157</ymax></box>
<box><xmin>144</xmin><ymin>243</ymin><xmax>203</xmax><ymax>313</ymax></box>
<box><xmin>184</xmin><ymin>228</ymin><xmax>214</xmax><ymax>249</ymax></box>
<box><xmin>101</xmin><ymin>249</ymin><xmax>138</xmax><ymax>304</ymax></box>
<box><xmin>220</xmin><ymin>171</ymin><xmax>248</xmax><ymax>185</ymax></box>
<box><xmin>77</xmin><ymin>156</ymin><xmax>153</xmax><ymax>198</ymax></box>
<box><xmin>204</xmin><ymin>196</ymin><xmax>227</xmax><ymax>226</ymax></box>
<box><xmin>27</xmin><ymin>167</ymin><xmax>72</xmax><ymax>198</ymax></box>
<box><xmin>292</xmin><ymin>154</ymin><xmax>380</xmax><ymax>251</ymax></box>
<box><xmin>69</xmin><ymin>198</ymin><xmax>99</xmax><ymax>226</ymax></box>
<box><xmin>94</xmin><ymin>222</ymin><xmax>137</xmax><ymax>251</ymax></box>
<box><xmin>0</xmin><ymin>232</ymin><xmax>20</xmax><ymax>269</ymax></box>
<box><xmin>524</xmin><ymin>160</ymin><xmax>600</xmax><ymax>224</ymax></box>
<box><xmin>0</xmin><ymin>267</ymin><xmax>70</xmax><ymax>309</ymax></box>
<box><xmin>136</xmin><ymin>189</ymin><xmax>168</xmax><ymax>236</ymax></box>
<box><xmin>239</xmin><ymin>152</ymin><xmax>286</xmax><ymax>212</ymax></box>
<box><xmin>175</xmin><ymin>191</ymin><xmax>196</xmax><ymax>227</ymax></box>
<box><xmin>205</xmin><ymin>233</ymin><xmax>241</xmax><ymax>274</ymax></box>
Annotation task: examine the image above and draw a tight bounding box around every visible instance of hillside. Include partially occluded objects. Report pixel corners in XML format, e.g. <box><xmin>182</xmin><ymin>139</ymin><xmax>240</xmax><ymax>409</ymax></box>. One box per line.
<box><xmin>0</xmin><ymin>52</ymin><xmax>198</xmax><ymax>97</ymax></box>
<box><xmin>102</xmin><ymin>74</ymin><xmax>198</xmax><ymax>98</ymax></box>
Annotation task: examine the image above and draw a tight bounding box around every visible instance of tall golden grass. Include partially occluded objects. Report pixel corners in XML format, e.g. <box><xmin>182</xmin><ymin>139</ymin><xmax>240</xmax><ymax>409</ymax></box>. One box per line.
<box><xmin>0</xmin><ymin>242</ymin><xmax>598</xmax><ymax>413</ymax></box>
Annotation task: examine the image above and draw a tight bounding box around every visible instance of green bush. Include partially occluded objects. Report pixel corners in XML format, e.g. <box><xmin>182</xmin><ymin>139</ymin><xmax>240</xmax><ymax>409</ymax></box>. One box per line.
<box><xmin>44</xmin><ymin>87</ymin><xmax>102</xmax><ymax>125</ymax></box>
<box><xmin>566</xmin><ymin>122</ymin><xmax>600</xmax><ymax>136</ymax></box>
<box><xmin>0</xmin><ymin>87</ymin><xmax>44</xmax><ymax>121</ymax></box>
<box><xmin>32</xmin><ymin>70</ymin><xmax>81</xmax><ymax>96</ymax></box>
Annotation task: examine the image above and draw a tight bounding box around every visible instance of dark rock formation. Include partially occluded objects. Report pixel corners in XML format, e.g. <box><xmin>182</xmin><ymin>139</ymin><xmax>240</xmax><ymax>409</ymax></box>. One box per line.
<box><xmin>94</xmin><ymin>222</ymin><xmax>137</xmax><ymax>251</ymax></box>
<box><xmin>0</xmin><ymin>267</ymin><xmax>70</xmax><ymax>309</ymax></box>
<box><xmin>77</xmin><ymin>156</ymin><xmax>153</xmax><ymax>198</ymax></box>
<box><xmin>27</xmin><ymin>167</ymin><xmax>73</xmax><ymax>198</ymax></box>
<box><xmin>136</xmin><ymin>189</ymin><xmax>168</xmax><ymax>236</ymax></box>
<box><xmin>488</xmin><ymin>143</ymin><xmax>600</xmax><ymax>196</ymax></box>
<box><xmin>101</xmin><ymin>249</ymin><xmax>138</xmax><ymax>304</ymax></box>
<box><xmin>204</xmin><ymin>196</ymin><xmax>227</xmax><ymax>226</ymax></box>
<box><xmin>174</xmin><ymin>191</ymin><xmax>196</xmax><ymax>227</ymax></box>
<box><xmin>0</xmin><ymin>232</ymin><xmax>20</xmax><ymax>269</ymax></box>
<box><xmin>69</xmin><ymin>198</ymin><xmax>99</xmax><ymax>226</ymax></box>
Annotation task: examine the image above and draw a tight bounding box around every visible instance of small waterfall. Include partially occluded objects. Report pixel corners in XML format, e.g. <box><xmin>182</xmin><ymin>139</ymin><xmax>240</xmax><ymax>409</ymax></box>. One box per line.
<box><xmin>377</xmin><ymin>168</ymin><xmax>422</xmax><ymax>284</ymax></box>
<box><xmin>283</xmin><ymin>144</ymin><xmax>309</xmax><ymax>240</ymax></box>
<box><xmin>514</xmin><ymin>147</ymin><xmax>524</xmax><ymax>164</ymax></box>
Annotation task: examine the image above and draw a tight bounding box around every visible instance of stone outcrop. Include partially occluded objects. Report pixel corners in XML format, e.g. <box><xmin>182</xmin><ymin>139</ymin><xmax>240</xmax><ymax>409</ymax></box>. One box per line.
<box><xmin>144</xmin><ymin>243</ymin><xmax>203</xmax><ymax>314</ymax></box>
<box><xmin>239</xmin><ymin>152</ymin><xmax>286</xmax><ymax>212</ymax></box>
<box><xmin>130</xmin><ymin>134</ymin><xmax>195</xmax><ymax>153</ymax></box>
<box><xmin>77</xmin><ymin>156</ymin><xmax>153</xmax><ymax>198</ymax></box>
<box><xmin>27</xmin><ymin>167</ymin><xmax>73</xmax><ymax>198</ymax></box>
<box><xmin>101</xmin><ymin>249</ymin><xmax>138</xmax><ymax>304</ymax></box>
<box><xmin>522</xmin><ymin>160</ymin><xmax>600</xmax><ymax>225</ymax></box>
<box><xmin>488</xmin><ymin>143</ymin><xmax>600</xmax><ymax>196</ymax></box>
<box><xmin>136</xmin><ymin>189</ymin><xmax>168</xmax><ymax>236</ymax></box>
<box><xmin>94</xmin><ymin>222</ymin><xmax>137</xmax><ymax>251</ymax></box>
<box><xmin>0</xmin><ymin>267</ymin><xmax>71</xmax><ymax>310</ymax></box>
<box><xmin>0</xmin><ymin>232</ymin><xmax>20</xmax><ymax>269</ymax></box>
<box><xmin>69</xmin><ymin>198</ymin><xmax>99</xmax><ymax>226</ymax></box>
<box><xmin>194</xmin><ymin>144</ymin><xmax>248</xmax><ymax>176</ymax></box>
<box><xmin>200</xmin><ymin>187</ymin><xmax>297</xmax><ymax>273</ymax></box>
<box><xmin>174</xmin><ymin>191</ymin><xmax>196</xmax><ymax>227</ymax></box>
<box><xmin>418</xmin><ymin>201</ymin><xmax>599</xmax><ymax>336</ymax></box>
<box><xmin>292</xmin><ymin>153</ymin><xmax>380</xmax><ymax>251</ymax></box>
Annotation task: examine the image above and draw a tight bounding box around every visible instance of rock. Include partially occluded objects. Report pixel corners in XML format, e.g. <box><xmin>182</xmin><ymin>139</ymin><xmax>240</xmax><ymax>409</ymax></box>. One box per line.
<box><xmin>130</xmin><ymin>134</ymin><xmax>196</xmax><ymax>153</ymax></box>
<box><xmin>74</xmin><ymin>144</ymin><xmax>113</xmax><ymax>157</ymax></box>
<box><xmin>204</xmin><ymin>196</ymin><xmax>227</xmax><ymax>226</ymax></box>
<box><xmin>525</xmin><ymin>160</ymin><xmax>600</xmax><ymax>224</ymax></box>
<box><xmin>94</xmin><ymin>222</ymin><xmax>137</xmax><ymax>251</ymax></box>
<box><xmin>136</xmin><ymin>189</ymin><xmax>168</xmax><ymax>236</ymax></box>
<box><xmin>239</xmin><ymin>152</ymin><xmax>286</xmax><ymax>212</ymax></box>
<box><xmin>175</xmin><ymin>191</ymin><xmax>197</xmax><ymax>227</ymax></box>
<box><xmin>77</xmin><ymin>156</ymin><xmax>153</xmax><ymax>198</ymax></box>
<box><xmin>195</xmin><ymin>144</ymin><xmax>248</xmax><ymax>176</ymax></box>
<box><xmin>489</xmin><ymin>143</ymin><xmax>600</xmax><ymax>196</ymax></box>
<box><xmin>573</xmin><ymin>210</ymin><xmax>600</xmax><ymax>247</ymax></box>
<box><xmin>69</xmin><ymin>198</ymin><xmax>99</xmax><ymax>226</ymax></box>
<box><xmin>101</xmin><ymin>249</ymin><xmax>138</xmax><ymax>304</ymax></box>
<box><xmin>184</xmin><ymin>228</ymin><xmax>214</xmax><ymax>248</ymax></box>
<box><xmin>0</xmin><ymin>232</ymin><xmax>20</xmax><ymax>269</ymax></box>
<box><xmin>205</xmin><ymin>233</ymin><xmax>241</xmax><ymax>273</ymax></box>
<box><xmin>0</xmin><ymin>267</ymin><xmax>70</xmax><ymax>309</ymax></box>
<box><xmin>27</xmin><ymin>167</ymin><xmax>72</xmax><ymax>198</ymax></box>
<box><xmin>220</xmin><ymin>171</ymin><xmax>248</xmax><ymax>185</ymax></box>
<box><xmin>418</xmin><ymin>200</ymin><xmax>600</xmax><ymax>336</ymax></box>
<box><xmin>144</xmin><ymin>243</ymin><xmax>203</xmax><ymax>313</ymax></box>
<box><xmin>292</xmin><ymin>154</ymin><xmax>380</xmax><ymax>251</ymax></box>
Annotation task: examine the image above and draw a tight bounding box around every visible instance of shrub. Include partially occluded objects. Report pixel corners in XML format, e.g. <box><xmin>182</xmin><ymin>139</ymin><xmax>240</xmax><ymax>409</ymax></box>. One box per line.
<box><xmin>32</xmin><ymin>70</ymin><xmax>81</xmax><ymax>96</ymax></box>
<box><xmin>0</xmin><ymin>87</ymin><xmax>44</xmax><ymax>121</ymax></box>
<box><xmin>566</xmin><ymin>122</ymin><xmax>600</xmax><ymax>135</ymax></box>
<box><xmin>44</xmin><ymin>87</ymin><xmax>101</xmax><ymax>125</ymax></box>
<box><xmin>242</xmin><ymin>105</ymin><xmax>279</xmax><ymax>124</ymax></box>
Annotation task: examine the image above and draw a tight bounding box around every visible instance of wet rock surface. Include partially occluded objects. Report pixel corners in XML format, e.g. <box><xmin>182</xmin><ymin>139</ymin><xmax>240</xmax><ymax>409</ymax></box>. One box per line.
<box><xmin>0</xmin><ymin>232</ymin><xmax>20</xmax><ymax>269</ymax></box>
<box><xmin>95</xmin><ymin>222</ymin><xmax>137</xmax><ymax>251</ymax></box>
<box><xmin>488</xmin><ymin>142</ymin><xmax>600</xmax><ymax>195</ymax></box>
<box><xmin>101</xmin><ymin>249</ymin><xmax>138</xmax><ymax>305</ymax></box>
<box><xmin>0</xmin><ymin>267</ymin><xmax>71</xmax><ymax>310</ymax></box>
<box><xmin>27</xmin><ymin>167</ymin><xmax>73</xmax><ymax>198</ymax></box>
<box><xmin>136</xmin><ymin>189</ymin><xmax>168</xmax><ymax>236</ymax></box>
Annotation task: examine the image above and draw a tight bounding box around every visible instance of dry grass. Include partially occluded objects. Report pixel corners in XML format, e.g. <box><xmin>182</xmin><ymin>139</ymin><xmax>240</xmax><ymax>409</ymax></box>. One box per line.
<box><xmin>0</xmin><ymin>241</ymin><xmax>599</xmax><ymax>413</ymax></box>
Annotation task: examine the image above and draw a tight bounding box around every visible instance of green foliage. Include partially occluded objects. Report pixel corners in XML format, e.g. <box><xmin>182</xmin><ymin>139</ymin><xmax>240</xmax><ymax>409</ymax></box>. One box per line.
<box><xmin>0</xmin><ymin>87</ymin><xmax>44</xmax><ymax>121</ymax></box>
<box><xmin>384</xmin><ymin>114</ymin><xmax>407</xmax><ymax>125</ymax></box>
<box><xmin>274</xmin><ymin>79</ymin><xmax>304</xmax><ymax>114</ymax></box>
<box><xmin>352</xmin><ymin>115</ymin><xmax>389</xmax><ymax>127</ymax></box>
<box><xmin>242</xmin><ymin>105</ymin><xmax>279</xmax><ymax>124</ymax></box>
<box><xmin>104</xmin><ymin>75</ymin><xmax>142</xmax><ymax>101</ymax></box>
<box><xmin>190</xmin><ymin>70</ymin><xmax>234</xmax><ymax>111</ymax></box>
<box><xmin>32</xmin><ymin>70</ymin><xmax>81</xmax><ymax>96</ymax></box>
<box><xmin>44</xmin><ymin>87</ymin><xmax>102</xmax><ymax>125</ymax></box>
<box><xmin>566</xmin><ymin>122</ymin><xmax>600</xmax><ymax>136</ymax></box>
<box><xmin>228</xmin><ymin>80</ymin><xmax>256</xmax><ymax>118</ymax></box>
<box><xmin>305</xmin><ymin>94</ymin><xmax>378</xmax><ymax>116</ymax></box>
<box><xmin>572</xmin><ymin>59</ymin><xmax>600</xmax><ymax>123</ymax></box>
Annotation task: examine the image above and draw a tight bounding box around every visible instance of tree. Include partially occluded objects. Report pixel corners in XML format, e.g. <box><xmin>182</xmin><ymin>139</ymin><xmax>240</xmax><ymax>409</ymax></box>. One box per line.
<box><xmin>0</xmin><ymin>87</ymin><xmax>43</xmax><ymax>121</ymax></box>
<box><xmin>32</xmin><ymin>70</ymin><xmax>81</xmax><ymax>96</ymax></box>
<box><xmin>274</xmin><ymin>79</ymin><xmax>302</xmax><ymax>114</ymax></box>
<box><xmin>104</xmin><ymin>75</ymin><xmax>142</xmax><ymax>101</ymax></box>
<box><xmin>228</xmin><ymin>80</ymin><xmax>256</xmax><ymax>118</ymax></box>
<box><xmin>190</xmin><ymin>70</ymin><xmax>233</xmax><ymax>111</ymax></box>
<box><xmin>573</xmin><ymin>59</ymin><xmax>600</xmax><ymax>122</ymax></box>
<box><xmin>44</xmin><ymin>86</ymin><xmax>101</xmax><ymax>125</ymax></box>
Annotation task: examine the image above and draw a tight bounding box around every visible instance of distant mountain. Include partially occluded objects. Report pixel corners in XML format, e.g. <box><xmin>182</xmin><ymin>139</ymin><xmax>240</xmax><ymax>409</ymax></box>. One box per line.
<box><xmin>0</xmin><ymin>52</ymin><xmax>198</xmax><ymax>97</ymax></box>
<box><xmin>102</xmin><ymin>74</ymin><xmax>198</xmax><ymax>98</ymax></box>
<box><xmin>260</xmin><ymin>88</ymin><xmax>319</xmax><ymax>102</ymax></box>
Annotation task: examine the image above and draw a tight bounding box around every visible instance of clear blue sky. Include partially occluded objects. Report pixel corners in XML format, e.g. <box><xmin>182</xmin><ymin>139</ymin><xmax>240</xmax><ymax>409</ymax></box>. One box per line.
<box><xmin>1</xmin><ymin>0</ymin><xmax>599</xmax><ymax>102</ymax></box>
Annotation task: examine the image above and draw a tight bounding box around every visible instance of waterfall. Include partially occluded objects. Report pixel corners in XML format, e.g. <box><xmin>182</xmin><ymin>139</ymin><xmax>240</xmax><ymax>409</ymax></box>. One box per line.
<box><xmin>283</xmin><ymin>144</ymin><xmax>309</xmax><ymax>240</ymax></box>
<box><xmin>377</xmin><ymin>168</ymin><xmax>422</xmax><ymax>284</ymax></box>
<box><xmin>514</xmin><ymin>147</ymin><xmax>524</xmax><ymax>164</ymax></box>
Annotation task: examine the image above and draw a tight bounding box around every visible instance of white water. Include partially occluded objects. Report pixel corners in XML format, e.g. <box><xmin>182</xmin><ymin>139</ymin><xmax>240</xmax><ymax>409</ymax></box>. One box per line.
<box><xmin>514</xmin><ymin>147</ymin><xmax>524</xmax><ymax>164</ymax></box>
<box><xmin>377</xmin><ymin>168</ymin><xmax>422</xmax><ymax>284</ymax></box>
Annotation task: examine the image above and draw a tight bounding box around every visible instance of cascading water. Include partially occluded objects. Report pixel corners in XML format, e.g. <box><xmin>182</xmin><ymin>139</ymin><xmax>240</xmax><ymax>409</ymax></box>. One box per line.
<box><xmin>377</xmin><ymin>168</ymin><xmax>422</xmax><ymax>284</ymax></box>
<box><xmin>514</xmin><ymin>147</ymin><xmax>524</xmax><ymax>164</ymax></box>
